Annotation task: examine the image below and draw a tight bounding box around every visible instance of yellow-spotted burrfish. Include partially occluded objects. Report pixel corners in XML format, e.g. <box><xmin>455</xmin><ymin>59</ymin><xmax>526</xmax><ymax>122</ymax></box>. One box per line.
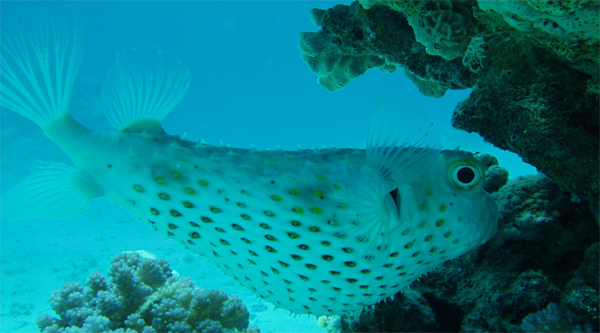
<box><xmin>1</xmin><ymin>9</ymin><xmax>498</xmax><ymax>316</ymax></box>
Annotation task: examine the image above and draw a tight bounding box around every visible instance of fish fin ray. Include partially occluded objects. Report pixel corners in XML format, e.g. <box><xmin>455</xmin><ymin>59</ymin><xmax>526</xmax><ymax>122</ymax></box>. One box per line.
<box><xmin>367</xmin><ymin>94</ymin><xmax>442</xmax><ymax>192</ymax></box>
<box><xmin>0</xmin><ymin>8</ymin><xmax>83</xmax><ymax>129</ymax></box>
<box><xmin>338</xmin><ymin>95</ymin><xmax>442</xmax><ymax>263</ymax></box>
<box><xmin>102</xmin><ymin>48</ymin><xmax>191</xmax><ymax>132</ymax></box>
<box><xmin>1</xmin><ymin>162</ymin><xmax>101</xmax><ymax>221</ymax></box>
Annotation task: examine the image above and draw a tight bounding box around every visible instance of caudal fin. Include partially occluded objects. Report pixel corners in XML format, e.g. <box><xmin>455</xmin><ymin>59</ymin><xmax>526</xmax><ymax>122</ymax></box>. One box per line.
<box><xmin>0</xmin><ymin>8</ymin><xmax>84</xmax><ymax>129</ymax></box>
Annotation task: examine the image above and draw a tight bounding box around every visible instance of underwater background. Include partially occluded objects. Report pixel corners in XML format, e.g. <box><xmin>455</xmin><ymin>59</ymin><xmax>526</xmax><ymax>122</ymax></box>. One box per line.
<box><xmin>0</xmin><ymin>1</ymin><xmax>544</xmax><ymax>332</ymax></box>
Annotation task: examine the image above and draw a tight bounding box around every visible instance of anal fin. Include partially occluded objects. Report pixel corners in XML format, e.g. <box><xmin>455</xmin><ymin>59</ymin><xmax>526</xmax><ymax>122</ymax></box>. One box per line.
<box><xmin>1</xmin><ymin>162</ymin><xmax>101</xmax><ymax>221</ymax></box>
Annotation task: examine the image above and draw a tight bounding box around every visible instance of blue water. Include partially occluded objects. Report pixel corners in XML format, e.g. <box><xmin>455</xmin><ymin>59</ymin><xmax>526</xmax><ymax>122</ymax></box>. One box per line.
<box><xmin>0</xmin><ymin>2</ymin><xmax>536</xmax><ymax>332</ymax></box>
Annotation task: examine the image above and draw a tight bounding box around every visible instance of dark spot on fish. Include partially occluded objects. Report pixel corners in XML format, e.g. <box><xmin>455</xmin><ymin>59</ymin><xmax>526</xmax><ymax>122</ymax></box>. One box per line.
<box><xmin>321</xmin><ymin>241</ymin><xmax>331</xmax><ymax>246</ymax></box>
<box><xmin>299</xmin><ymin>275</ymin><xmax>309</xmax><ymax>282</ymax></box>
<box><xmin>321</xmin><ymin>280</ymin><xmax>330</xmax><ymax>285</ymax></box>
<box><xmin>396</xmin><ymin>265</ymin><xmax>405</xmax><ymax>271</ymax></box>
<box><xmin>342</xmin><ymin>247</ymin><xmax>353</xmax><ymax>254</ymax></box>
<box><xmin>167</xmin><ymin>231</ymin><xmax>174</xmax><ymax>236</ymax></box>
<box><xmin>168</xmin><ymin>223</ymin><xmax>178</xmax><ymax>230</ymax></box>
<box><xmin>298</xmin><ymin>244</ymin><xmax>310</xmax><ymax>250</ymax></box>
<box><xmin>247</xmin><ymin>259</ymin><xmax>257</xmax><ymax>265</ymax></box>
<box><xmin>190</xmin><ymin>232</ymin><xmax>200</xmax><ymax>239</ymax></box>
<box><xmin>240</xmin><ymin>214</ymin><xmax>251</xmax><ymax>220</ymax></box>
<box><xmin>265</xmin><ymin>246</ymin><xmax>276</xmax><ymax>253</ymax></box>
<box><xmin>215</xmin><ymin>227</ymin><xmax>225</xmax><ymax>233</ymax></box>
<box><xmin>187</xmin><ymin>240</ymin><xmax>195</xmax><ymax>245</ymax></box>
<box><xmin>107</xmin><ymin>164</ymin><xmax>112</xmax><ymax>168</ymax></box>
<box><xmin>265</xmin><ymin>234</ymin><xmax>277</xmax><ymax>241</ymax></box>
<box><xmin>332</xmin><ymin>287</ymin><xmax>341</xmax><ymax>292</ymax></box>
<box><xmin>284</xmin><ymin>279</ymin><xmax>292</xmax><ymax>285</ymax></box>
<box><xmin>231</xmin><ymin>251</ymin><xmax>238</xmax><ymax>256</ymax></box>
<box><xmin>303</xmin><ymin>305</ymin><xmax>309</xmax><ymax>310</ymax></box>
<box><xmin>376</xmin><ymin>276</ymin><xmax>384</xmax><ymax>281</ymax></box>
<box><xmin>305</xmin><ymin>264</ymin><xmax>317</xmax><ymax>270</ymax></box>
<box><xmin>189</xmin><ymin>221</ymin><xmax>199</xmax><ymax>228</ymax></box>
<box><xmin>237</xmin><ymin>202</ymin><xmax>247</xmax><ymax>208</ymax></box>
<box><xmin>249</xmin><ymin>250</ymin><xmax>258</xmax><ymax>257</ymax></box>
<box><xmin>220</xmin><ymin>239</ymin><xmax>229</xmax><ymax>245</ymax></box>
<box><xmin>271</xmin><ymin>267</ymin><xmax>280</xmax><ymax>274</ymax></box>
<box><xmin>344</xmin><ymin>261</ymin><xmax>356</xmax><ymax>268</ymax></box>
<box><xmin>390</xmin><ymin>252</ymin><xmax>399</xmax><ymax>257</ymax></box>
<box><xmin>261</xmin><ymin>271</ymin><xmax>268</xmax><ymax>277</ymax></box>
<box><xmin>399</xmin><ymin>272</ymin><xmax>407</xmax><ymax>276</ymax></box>
<box><xmin>330</xmin><ymin>271</ymin><xmax>341</xmax><ymax>276</ymax></box>
<box><xmin>287</xmin><ymin>232</ymin><xmax>300</xmax><ymax>239</ymax></box>
<box><xmin>133</xmin><ymin>185</ymin><xmax>144</xmax><ymax>192</ymax></box>
<box><xmin>362</xmin><ymin>293</ymin><xmax>372</xmax><ymax>297</ymax></box>
<box><xmin>270</xmin><ymin>180</ymin><xmax>275</xmax><ymax>184</ymax></box>
<box><xmin>232</xmin><ymin>223</ymin><xmax>244</xmax><ymax>231</ymax></box>
<box><xmin>291</xmin><ymin>254</ymin><xmax>303</xmax><ymax>261</ymax></box>
<box><xmin>170</xmin><ymin>210</ymin><xmax>182</xmax><ymax>217</ymax></box>
<box><xmin>322</xmin><ymin>255</ymin><xmax>334</xmax><ymax>261</ymax></box>
<box><xmin>150</xmin><ymin>208</ymin><xmax>159</xmax><ymax>215</ymax></box>
<box><xmin>279</xmin><ymin>261</ymin><xmax>290</xmax><ymax>268</ymax></box>
<box><xmin>201</xmin><ymin>217</ymin><xmax>213</xmax><ymax>223</ymax></box>
<box><xmin>182</xmin><ymin>201</ymin><xmax>194</xmax><ymax>208</ymax></box>
<box><xmin>241</xmin><ymin>238</ymin><xmax>252</xmax><ymax>244</ymax></box>
<box><xmin>210</xmin><ymin>206</ymin><xmax>222</xmax><ymax>213</ymax></box>
<box><xmin>309</xmin><ymin>226</ymin><xmax>321</xmax><ymax>232</ymax></box>
<box><xmin>291</xmin><ymin>220</ymin><xmax>301</xmax><ymax>227</ymax></box>
<box><xmin>264</xmin><ymin>210</ymin><xmax>275</xmax><ymax>217</ymax></box>
<box><xmin>185</xmin><ymin>187</ymin><xmax>196</xmax><ymax>194</ymax></box>
<box><xmin>359</xmin><ymin>285</ymin><xmax>369</xmax><ymax>290</ymax></box>
<box><xmin>383</xmin><ymin>263</ymin><xmax>393</xmax><ymax>268</ymax></box>
<box><xmin>158</xmin><ymin>193</ymin><xmax>170</xmax><ymax>200</ymax></box>
<box><xmin>346</xmin><ymin>278</ymin><xmax>358</xmax><ymax>284</ymax></box>
<box><xmin>360</xmin><ymin>269</ymin><xmax>371</xmax><ymax>274</ymax></box>
<box><xmin>260</xmin><ymin>223</ymin><xmax>271</xmax><ymax>229</ymax></box>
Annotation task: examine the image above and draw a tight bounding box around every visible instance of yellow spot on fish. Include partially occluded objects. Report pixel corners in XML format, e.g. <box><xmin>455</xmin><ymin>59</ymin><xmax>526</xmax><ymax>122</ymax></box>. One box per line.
<box><xmin>289</xmin><ymin>189</ymin><xmax>300</xmax><ymax>195</ymax></box>
<box><xmin>270</xmin><ymin>195</ymin><xmax>282</xmax><ymax>201</ymax></box>
<box><xmin>133</xmin><ymin>185</ymin><xmax>144</xmax><ymax>192</ymax></box>
<box><xmin>292</xmin><ymin>207</ymin><xmax>304</xmax><ymax>214</ymax></box>
<box><xmin>313</xmin><ymin>190</ymin><xmax>323</xmax><ymax>196</ymax></box>
<box><xmin>426</xmin><ymin>188</ymin><xmax>433</xmax><ymax>195</ymax></box>
<box><xmin>436</xmin><ymin>219</ymin><xmax>445</xmax><ymax>227</ymax></box>
<box><xmin>439</xmin><ymin>204</ymin><xmax>447</xmax><ymax>212</ymax></box>
<box><xmin>199</xmin><ymin>180</ymin><xmax>209</xmax><ymax>186</ymax></box>
<box><xmin>172</xmin><ymin>171</ymin><xmax>183</xmax><ymax>178</ymax></box>
<box><xmin>185</xmin><ymin>188</ymin><xmax>196</xmax><ymax>194</ymax></box>
<box><xmin>156</xmin><ymin>177</ymin><xmax>166</xmax><ymax>184</ymax></box>
<box><xmin>316</xmin><ymin>174</ymin><xmax>326</xmax><ymax>179</ymax></box>
<box><xmin>333</xmin><ymin>184</ymin><xmax>342</xmax><ymax>189</ymax></box>
<box><xmin>311</xmin><ymin>208</ymin><xmax>323</xmax><ymax>214</ymax></box>
<box><xmin>158</xmin><ymin>193</ymin><xmax>170</xmax><ymax>200</ymax></box>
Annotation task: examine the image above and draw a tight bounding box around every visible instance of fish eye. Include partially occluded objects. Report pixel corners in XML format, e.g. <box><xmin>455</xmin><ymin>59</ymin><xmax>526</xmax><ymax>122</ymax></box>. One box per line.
<box><xmin>449</xmin><ymin>161</ymin><xmax>483</xmax><ymax>190</ymax></box>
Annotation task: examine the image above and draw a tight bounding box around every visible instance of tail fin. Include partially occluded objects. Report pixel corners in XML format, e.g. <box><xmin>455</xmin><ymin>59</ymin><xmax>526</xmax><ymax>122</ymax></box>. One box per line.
<box><xmin>0</xmin><ymin>8</ymin><xmax>84</xmax><ymax>129</ymax></box>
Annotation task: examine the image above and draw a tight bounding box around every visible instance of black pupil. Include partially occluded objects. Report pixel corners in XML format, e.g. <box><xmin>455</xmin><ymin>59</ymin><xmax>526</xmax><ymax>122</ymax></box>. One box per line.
<box><xmin>457</xmin><ymin>167</ymin><xmax>476</xmax><ymax>184</ymax></box>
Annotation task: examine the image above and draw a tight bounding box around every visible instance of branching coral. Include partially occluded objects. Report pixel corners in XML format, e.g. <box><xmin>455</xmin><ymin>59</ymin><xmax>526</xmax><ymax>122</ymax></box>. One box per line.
<box><xmin>36</xmin><ymin>251</ymin><xmax>259</xmax><ymax>333</ymax></box>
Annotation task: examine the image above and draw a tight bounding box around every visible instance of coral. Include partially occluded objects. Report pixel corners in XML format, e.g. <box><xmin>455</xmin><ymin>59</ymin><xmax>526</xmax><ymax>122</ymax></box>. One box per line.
<box><xmin>36</xmin><ymin>251</ymin><xmax>259</xmax><ymax>333</ymax></box>
<box><xmin>297</xmin><ymin>1</ymin><xmax>599</xmax><ymax>217</ymax></box>
<box><xmin>518</xmin><ymin>303</ymin><xmax>595</xmax><ymax>332</ymax></box>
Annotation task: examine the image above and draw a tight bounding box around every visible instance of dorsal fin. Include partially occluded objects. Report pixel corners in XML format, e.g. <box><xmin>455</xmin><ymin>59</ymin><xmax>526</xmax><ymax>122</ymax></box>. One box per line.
<box><xmin>102</xmin><ymin>48</ymin><xmax>191</xmax><ymax>132</ymax></box>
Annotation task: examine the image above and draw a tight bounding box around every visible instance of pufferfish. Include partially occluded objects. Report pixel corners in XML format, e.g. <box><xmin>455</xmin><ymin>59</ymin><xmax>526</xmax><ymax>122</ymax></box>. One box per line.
<box><xmin>1</xmin><ymin>9</ymin><xmax>497</xmax><ymax>316</ymax></box>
